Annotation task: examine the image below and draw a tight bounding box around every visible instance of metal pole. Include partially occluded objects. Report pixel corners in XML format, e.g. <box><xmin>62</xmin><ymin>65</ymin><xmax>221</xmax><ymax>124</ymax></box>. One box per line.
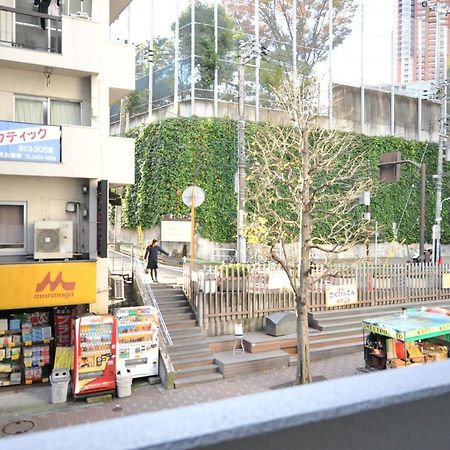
<box><xmin>255</xmin><ymin>0</ymin><xmax>260</xmax><ymax>121</ymax></box>
<box><xmin>360</xmin><ymin>1</ymin><xmax>365</xmax><ymax>134</ymax></box>
<box><xmin>237</xmin><ymin>56</ymin><xmax>247</xmax><ymax>264</ymax></box>
<box><xmin>148</xmin><ymin>0</ymin><xmax>153</xmax><ymax>123</ymax></box>
<box><xmin>191</xmin><ymin>0</ymin><xmax>195</xmax><ymax>116</ymax></box>
<box><xmin>417</xmin><ymin>18</ymin><xmax>423</xmax><ymax>141</ymax></box>
<box><xmin>434</xmin><ymin>23</ymin><xmax>447</xmax><ymax>263</ymax></box>
<box><xmin>191</xmin><ymin>192</ymin><xmax>196</xmax><ymax>266</ymax></box>
<box><xmin>435</xmin><ymin>9</ymin><xmax>441</xmax><ymax>85</ymax></box>
<box><xmin>328</xmin><ymin>0</ymin><xmax>333</xmax><ymax>129</ymax></box>
<box><xmin>420</xmin><ymin>163</ymin><xmax>426</xmax><ymax>262</ymax></box>
<box><xmin>292</xmin><ymin>0</ymin><xmax>297</xmax><ymax>76</ymax></box>
<box><xmin>213</xmin><ymin>0</ymin><xmax>218</xmax><ymax>117</ymax></box>
<box><xmin>375</xmin><ymin>220</ymin><xmax>378</xmax><ymax>264</ymax></box>
<box><xmin>390</xmin><ymin>0</ymin><xmax>395</xmax><ymax>135</ymax></box>
<box><xmin>174</xmin><ymin>0</ymin><xmax>180</xmax><ymax>116</ymax></box>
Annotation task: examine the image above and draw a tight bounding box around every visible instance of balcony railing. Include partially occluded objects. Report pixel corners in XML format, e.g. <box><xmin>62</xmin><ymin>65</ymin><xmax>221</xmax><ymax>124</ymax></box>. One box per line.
<box><xmin>0</xmin><ymin>5</ymin><xmax>61</xmax><ymax>53</ymax></box>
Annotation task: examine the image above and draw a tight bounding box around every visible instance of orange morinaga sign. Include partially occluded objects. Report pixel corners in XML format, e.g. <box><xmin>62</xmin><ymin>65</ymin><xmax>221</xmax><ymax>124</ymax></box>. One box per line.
<box><xmin>0</xmin><ymin>262</ymin><xmax>96</xmax><ymax>309</ymax></box>
<box><xmin>36</xmin><ymin>272</ymin><xmax>76</xmax><ymax>293</ymax></box>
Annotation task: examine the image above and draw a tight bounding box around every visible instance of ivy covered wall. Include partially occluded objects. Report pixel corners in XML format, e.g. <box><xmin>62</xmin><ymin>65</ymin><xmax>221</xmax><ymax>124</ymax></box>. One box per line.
<box><xmin>121</xmin><ymin>117</ymin><xmax>450</xmax><ymax>245</ymax></box>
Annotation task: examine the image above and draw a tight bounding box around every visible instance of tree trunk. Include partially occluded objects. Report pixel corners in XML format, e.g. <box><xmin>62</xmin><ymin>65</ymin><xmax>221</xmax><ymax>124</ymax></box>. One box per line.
<box><xmin>295</xmin><ymin>131</ymin><xmax>312</xmax><ymax>385</ymax></box>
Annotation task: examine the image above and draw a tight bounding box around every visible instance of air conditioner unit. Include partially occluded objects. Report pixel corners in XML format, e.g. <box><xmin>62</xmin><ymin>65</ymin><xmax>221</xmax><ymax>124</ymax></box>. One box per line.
<box><xmin>110</xmin><ymin>275</ymin><xmax>124</xmax><ymax>300</ymax></box>
<box><xmin>34</xmin><ymin>221</ymin><xmax>73</xmax><ymax>260</ymax></box>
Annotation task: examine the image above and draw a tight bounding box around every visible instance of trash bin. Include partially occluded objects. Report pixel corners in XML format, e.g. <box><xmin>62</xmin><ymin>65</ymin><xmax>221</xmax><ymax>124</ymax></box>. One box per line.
<box><xmin>50</xmin><ymin>369</ymin><xmax>70</xmax><ymax>404</ymax></box>
<box><xmin>116</xmin><ymin>369</ymin><xmax>132</xmax><ymax>398</ymax></box>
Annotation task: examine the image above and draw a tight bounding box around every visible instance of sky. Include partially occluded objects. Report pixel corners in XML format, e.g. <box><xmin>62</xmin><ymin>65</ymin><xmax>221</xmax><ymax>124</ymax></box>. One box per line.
<box><xmin>110</xmin><ymin>0</ymin><xmax>395</xmax><ymax>87</ymax></box>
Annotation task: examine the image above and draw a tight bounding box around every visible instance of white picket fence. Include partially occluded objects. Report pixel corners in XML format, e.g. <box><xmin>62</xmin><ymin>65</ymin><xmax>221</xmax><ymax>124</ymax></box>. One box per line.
<box><xmin>183</xmin><ymin>262</ymin><xmax>450</xmax><ymax>335</ymax></box>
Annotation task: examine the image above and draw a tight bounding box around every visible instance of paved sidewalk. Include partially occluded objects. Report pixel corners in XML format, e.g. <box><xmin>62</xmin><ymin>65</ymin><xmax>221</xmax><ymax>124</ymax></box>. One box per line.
<box><xmin>0</xmin><ymin>352</ymin><xmax>366</xmax><ymax>438</ymax></box>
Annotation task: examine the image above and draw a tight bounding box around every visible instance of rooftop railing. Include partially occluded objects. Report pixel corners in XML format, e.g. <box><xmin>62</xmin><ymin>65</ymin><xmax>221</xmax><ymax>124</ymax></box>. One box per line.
<box><xmin>0</xmin><ymin>5</ymin><xmax>62</xmax><ymax>53</ymax></box>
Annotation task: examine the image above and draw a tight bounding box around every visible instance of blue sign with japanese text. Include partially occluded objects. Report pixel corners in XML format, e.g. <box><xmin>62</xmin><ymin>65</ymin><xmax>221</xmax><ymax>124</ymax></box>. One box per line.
<box><xmin>0</xmin><ymin>121</ymin><xmax>61</xmax><ymax>163</ymax></box>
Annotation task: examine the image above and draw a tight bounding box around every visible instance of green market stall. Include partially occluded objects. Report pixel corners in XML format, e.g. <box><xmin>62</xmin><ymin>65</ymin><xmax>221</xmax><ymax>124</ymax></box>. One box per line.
<box><xmin>362</xmin><ymin>309</ymin><xmax>450</xmax><ymax>370</ymax></box>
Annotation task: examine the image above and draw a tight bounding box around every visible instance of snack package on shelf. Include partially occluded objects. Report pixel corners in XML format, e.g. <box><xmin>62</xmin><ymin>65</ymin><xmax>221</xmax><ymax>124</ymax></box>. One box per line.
<box><xmin>9</xmin><ymin>319</ymin><xmax>21</xmax><ymax>332</ymax></box>
<box><xmin>0</xmin><ymin>319</ymin><xmax>7</xmax><ymax>332</ymax></box>
<box><xmin>21</xmin><ymin>322</ymin><xmax>32</xmax><ymax>343</ymax></box>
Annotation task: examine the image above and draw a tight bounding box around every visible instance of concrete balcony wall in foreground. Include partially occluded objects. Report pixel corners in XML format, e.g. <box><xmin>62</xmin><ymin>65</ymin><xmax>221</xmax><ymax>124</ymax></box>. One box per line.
<box><xmin>5</xmin><ymin>359</ymin><xmax>450</xmax><ymax>450</ymax></box>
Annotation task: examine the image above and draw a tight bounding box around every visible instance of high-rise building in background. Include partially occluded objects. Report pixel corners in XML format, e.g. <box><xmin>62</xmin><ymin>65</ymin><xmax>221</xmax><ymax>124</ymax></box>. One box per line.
<box><xmin>397</xmin><ymin>0</ymin><xmax>450</xmax><ymax>84</ymax></box>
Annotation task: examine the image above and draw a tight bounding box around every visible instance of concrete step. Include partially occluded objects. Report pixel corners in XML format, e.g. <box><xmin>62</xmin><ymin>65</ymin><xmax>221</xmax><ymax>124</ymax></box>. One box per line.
<box><xmin>174</xmin><ymin>372</ymin><xmax>223</xmax><ymax>389</ymax></box>
<box><xmin>174</xmin><ymin>364</ymin><xmax>219</xmax><ymax>380</ymax></box>
<box><xmin>153</xmin><ymin>291</ymin><xmax>186</xmax><ymax>298</ymax></box>
<box><xmin>309</xmin><ymin>327</ymin><xmax>361</xmax><ymax>341</ymax></box>
<box><xmin>319</xmin><ymin>320</ymin><xmax>367</xmax><ymax>333</ymax></box>
<box><xmin>170</xmin><ymin>328</ymin><xmax>203</xmax><ymax>339</ymax></box>
<box><xmin>167</xmin><ymin>340</ymin><xmax>210</xmax><ymax>354</ymax></box>
<box><xmin>158</xmin><ymin>305</ymin><xmax>192</xmax><ymax>314</ymax></box>
<box><xmin>172</xmin><ymin>355</ymin><xmax>216</xmax><ymax>370</ymax></box>
<box><xmin>310</xmin><ymin>334</ymin><xmax>360</xmax><ymax>350</ymax></box>
<box><xmin>310</xmin><ymin>342</ymin><xmax>361</xmax><ymax>361</ymax></box>
<box><xmin>161</xmin><ymin>312</ymin><xmax>195</xmax><ymax>322</ymax></box>
<box><xmin>166</xmin><ymin>320</ymin><xmax>197</xmax><ymax>330</ymax></box>
<box><xmin>156</xmin><ymin>300</ymin><xmax>191</xmax><ymax>309</ymax></box>
<box><xmin>169</xmin><ymin>347</ymin><xmax>213</xmax><ymax>360</ymax></box>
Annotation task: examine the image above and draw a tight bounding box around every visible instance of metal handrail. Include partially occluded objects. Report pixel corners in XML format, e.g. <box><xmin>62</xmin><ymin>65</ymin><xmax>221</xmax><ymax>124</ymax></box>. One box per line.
<box><xmin>0</xmin><ymin>5</ymin><xmax>62</xmax><ymax>54</ymax></box>
<box><xmin>134</xmin><ymin>256</ymin><xmax>173</xmax><ymax>346</ymax></box>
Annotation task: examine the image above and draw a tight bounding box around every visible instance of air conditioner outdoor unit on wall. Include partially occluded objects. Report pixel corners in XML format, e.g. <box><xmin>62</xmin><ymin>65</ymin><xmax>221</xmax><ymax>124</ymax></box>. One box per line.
<box><xmin>110</xmin><ymin>275</ymin><xmax>124</xmax><ymax>300</ymax></box>
<box><xmin>34</xmin><ymin>221</ymin><xmax>73</xmax><ymax>260</ymax></box>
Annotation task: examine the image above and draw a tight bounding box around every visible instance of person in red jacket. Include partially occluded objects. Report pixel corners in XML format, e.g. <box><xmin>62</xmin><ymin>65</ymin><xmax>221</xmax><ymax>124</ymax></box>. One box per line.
<box><xmin>144</xmin><ymin>239</ymin><xmax>169</xmax><ymax>282</ymax></box>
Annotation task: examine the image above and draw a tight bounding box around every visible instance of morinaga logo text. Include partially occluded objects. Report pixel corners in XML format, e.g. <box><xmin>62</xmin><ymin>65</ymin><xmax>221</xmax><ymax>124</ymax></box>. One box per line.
<box><xmin>34</xmin><ymin>272</ymin><xmax>76</xmax><ymax>300</ymax></box>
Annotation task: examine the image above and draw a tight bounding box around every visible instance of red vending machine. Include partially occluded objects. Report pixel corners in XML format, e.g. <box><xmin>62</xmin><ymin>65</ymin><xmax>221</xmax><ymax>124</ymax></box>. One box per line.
<box><xmin>73</xmin><ymin>315</ymin><xmax>117</xmax><ymax>397</ymax></box>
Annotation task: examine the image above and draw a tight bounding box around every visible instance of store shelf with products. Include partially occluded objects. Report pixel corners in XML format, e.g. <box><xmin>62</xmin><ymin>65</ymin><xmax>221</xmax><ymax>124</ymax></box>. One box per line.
<box><xmin>0</xmin><ymin>326</ymin><xmax>22</xmax><ymax>386</ymax></box>
<box><xmin>0</xmin><ymin>311</ymin><xmax>54</xmax><ymax>387</ymax></box>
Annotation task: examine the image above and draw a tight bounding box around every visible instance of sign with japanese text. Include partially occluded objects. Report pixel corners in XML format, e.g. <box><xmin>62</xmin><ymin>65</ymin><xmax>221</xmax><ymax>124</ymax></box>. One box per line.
<box><xmin>443</xmin><ymin>273</ymin><xmax>450</xmax><ymax>289</ymax></box>
<box><xmin>0</xmin><ymin>261</ymin><xmax>96</xmax><ymax>309</ymax></box>
<box><xmin>325</xmin><ymin>284</ymin><xmax>358</xmax><ymax>307</ymax></box>
<box><xmin>0</xmin><ymin>121</ymin><xmax>61</xmax><ymax>163</ymax></box>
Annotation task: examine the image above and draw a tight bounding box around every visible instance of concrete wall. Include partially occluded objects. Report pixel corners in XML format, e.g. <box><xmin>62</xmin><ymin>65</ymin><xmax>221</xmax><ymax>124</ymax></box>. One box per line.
<box><xmin>7</xmin><ymin>359</ymin><xmax>450</xmax><ymax>450</ymax></box>
<box><xmin>114</xmin><ymin>84</ymin><xmax>441</xmax><ymax>144</ymax></box>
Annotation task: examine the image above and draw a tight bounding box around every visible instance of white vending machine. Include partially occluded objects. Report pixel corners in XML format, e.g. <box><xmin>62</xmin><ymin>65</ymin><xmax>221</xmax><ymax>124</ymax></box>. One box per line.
<box><xmin>114</xmin><ymin>306</ymin><xmax>159</xmax><ymax>378</ymax></box>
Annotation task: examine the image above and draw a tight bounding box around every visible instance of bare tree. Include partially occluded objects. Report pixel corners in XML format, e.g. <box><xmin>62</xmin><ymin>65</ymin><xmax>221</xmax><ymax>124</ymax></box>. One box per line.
<box><xmin>246</xmin><ymin>77</ymin><xmax>371</xmax><ymax>384</ymax></box>
<box><xmin>224</xmin><ymin>0</ymin><xmax>356</xmax><ymax>77</ymax></box>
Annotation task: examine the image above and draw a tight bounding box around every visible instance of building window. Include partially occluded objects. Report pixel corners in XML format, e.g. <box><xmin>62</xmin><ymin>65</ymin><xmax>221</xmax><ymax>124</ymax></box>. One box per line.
<box><xmin>15</xmin><ymin>96</ymin><xmax>81</xmax><ymax>126</ymax></box>
<box><xmin>0</xmin><ymin>202</ymin><xmax>27</xmax><ymax>254</ymax></box>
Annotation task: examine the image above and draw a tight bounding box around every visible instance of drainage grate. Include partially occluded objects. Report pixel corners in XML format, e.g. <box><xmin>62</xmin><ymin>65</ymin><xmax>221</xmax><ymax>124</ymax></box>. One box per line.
<box><xmin>2</xmin><ymin>420</ymin><xmax>34</xmax><ymax>435</ymax></box>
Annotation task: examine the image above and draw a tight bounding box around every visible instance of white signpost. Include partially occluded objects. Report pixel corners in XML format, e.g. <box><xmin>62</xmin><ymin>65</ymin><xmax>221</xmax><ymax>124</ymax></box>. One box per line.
<box><xmin>325</xmin><ymin>284</ymin><xmax>358</xmax><ymax>307</ymax></box>
<box><xmin>182</xmin><ymin>186</ymin><xmax>205</xmax><ymax>266</ymax></box>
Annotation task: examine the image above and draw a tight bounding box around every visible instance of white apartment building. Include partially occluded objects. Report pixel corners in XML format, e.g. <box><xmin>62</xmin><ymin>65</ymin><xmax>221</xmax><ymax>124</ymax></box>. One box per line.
<box><xmin>0</xmin><ymin>0</ymin><xmax>134</xmax><ymax>387</ymax></box>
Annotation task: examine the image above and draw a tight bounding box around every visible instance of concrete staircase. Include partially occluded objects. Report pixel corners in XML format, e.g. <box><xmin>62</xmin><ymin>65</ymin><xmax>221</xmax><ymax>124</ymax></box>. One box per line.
<box><xmin>151</xmin><ymin>284</ymin><xmax>223</xmax><ymax>388</ymax></box>
<box><xmin>307</xmin><ymin>299</ymin><xmax>450</xmax><ymax>361</ymax></box>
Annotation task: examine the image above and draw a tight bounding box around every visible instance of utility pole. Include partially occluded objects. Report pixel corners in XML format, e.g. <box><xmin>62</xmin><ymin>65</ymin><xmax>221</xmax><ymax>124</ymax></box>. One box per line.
<box><xmin>148</xmin><ymin>0</ymin><xmax>154</xmax><ymax>123</ymax></box>
<box><xmin>422</xmin><ymin>1</ymin><xmax>450</xmax><ymax>263</ymax></box>
<box><xmin>237</xmin><ymin>52</ymin><xmax>246</xmax><ymax>263</ymax></box>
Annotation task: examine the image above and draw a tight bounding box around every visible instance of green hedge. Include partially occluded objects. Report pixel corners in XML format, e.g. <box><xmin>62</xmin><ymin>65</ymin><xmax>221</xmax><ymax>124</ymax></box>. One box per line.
<box><xmin>121</xmin><ymin>117</ymin><xmax>450</xmax><ymax>244</ymax></box>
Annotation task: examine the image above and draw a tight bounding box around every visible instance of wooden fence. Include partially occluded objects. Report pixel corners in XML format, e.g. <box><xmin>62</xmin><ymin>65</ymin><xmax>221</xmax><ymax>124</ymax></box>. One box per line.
<box><xmin>183</xmin><ymin>262</ymin><xmax>450</xmax><ymax>336</ymax></box>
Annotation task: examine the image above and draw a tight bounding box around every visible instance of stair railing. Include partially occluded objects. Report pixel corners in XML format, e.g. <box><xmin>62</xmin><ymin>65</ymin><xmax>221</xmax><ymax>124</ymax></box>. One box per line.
<box><xmin>134</xmin><ymin>255</ymin><xmax>173</xmax><ymax>346</ymax></box>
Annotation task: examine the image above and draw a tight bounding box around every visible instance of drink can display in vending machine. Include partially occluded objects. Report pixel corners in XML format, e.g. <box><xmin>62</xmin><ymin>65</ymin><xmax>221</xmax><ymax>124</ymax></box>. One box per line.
<box><xmin>114</xmin><ymin>306</ymin><xmax>159</xmax><ymax>378</ymax></box>
<box><xmin>73</xmin><ymin>314</ymin><xmax>117</xmax><ymax>396</ymax></box>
